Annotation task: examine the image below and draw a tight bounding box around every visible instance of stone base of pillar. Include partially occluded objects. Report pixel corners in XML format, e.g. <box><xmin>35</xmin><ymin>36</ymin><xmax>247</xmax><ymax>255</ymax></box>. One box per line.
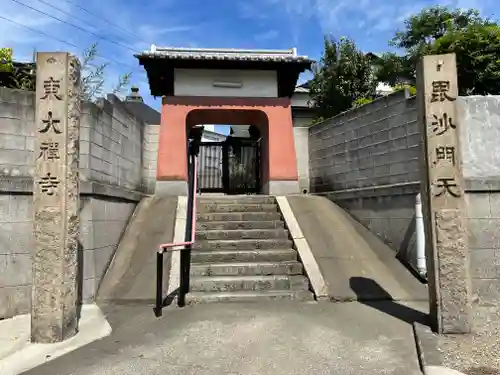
<box><xmin>155</xmin><ymin>180</ymin><xmax>188</xmax><ymax>196</ymax></box>
<box><xmin>262</xmin><ymin>180</ymin><xmax>299</xmax><ymax>195</ymax></box>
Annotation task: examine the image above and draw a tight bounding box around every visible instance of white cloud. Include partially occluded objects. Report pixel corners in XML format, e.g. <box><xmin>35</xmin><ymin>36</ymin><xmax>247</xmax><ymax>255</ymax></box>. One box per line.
<box><xmin>245</xmin><ymin>0</ymin><xmax>497</xmax><ymax>40</ymax></box>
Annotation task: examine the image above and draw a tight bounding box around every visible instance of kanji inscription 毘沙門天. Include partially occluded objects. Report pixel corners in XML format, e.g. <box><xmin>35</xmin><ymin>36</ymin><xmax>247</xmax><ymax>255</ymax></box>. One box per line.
<box><xmin>417</xmin><ymin>53</ymin><xmax>472</xmax><ymax>335</ymax></box>
<box><xmin>429</xmin><ymin>77</ymin><xmax>460</xmax><ymax>199</ymax></box>
<box><xmin>430</xmin><ymin>80</ymin><xmax>456</xmax><ymax>103</ymax></box>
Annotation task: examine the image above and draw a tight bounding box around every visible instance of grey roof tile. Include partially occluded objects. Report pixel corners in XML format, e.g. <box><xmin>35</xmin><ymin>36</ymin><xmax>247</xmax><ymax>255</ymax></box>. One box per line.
<box><xmin>135</xmin><ymin>46</ymin><xmax>313</xmax><ymax>64</ymax></box>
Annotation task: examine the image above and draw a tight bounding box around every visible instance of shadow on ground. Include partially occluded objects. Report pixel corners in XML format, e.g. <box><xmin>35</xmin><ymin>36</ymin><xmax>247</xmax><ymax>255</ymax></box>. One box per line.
<box><xmin>349</xmin><ymin>276</ymin><xmax>430</xmax><ymax>326</ymax></box>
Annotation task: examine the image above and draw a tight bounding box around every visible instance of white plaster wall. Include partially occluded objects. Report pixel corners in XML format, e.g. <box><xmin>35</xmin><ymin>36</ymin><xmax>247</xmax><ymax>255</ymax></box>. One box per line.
<box><xmin>142</xmin><ymin>124</ymin><xmax>159</xmax><ymax>194</ymax></box>
<box><xmin>458</xmin><ymin>96</ymin><xmax>500</xmax><ymax>179</ymax></box>
<box><xmin>174</xmin><ymin>69</ymin><xmax>278</xmax><ymax>97</ymax></box>
<box><xmin>293</xmin><ymin>127</ymin><xmax>310</xmax><ymax>193</ymax></box>
<box><xmin>291</xmin><ymin>105</ymin><xmax>314</xmax><ymax>193</ymax></box>
<box><xmin>201</xmin><ymin>130</ymin><xmax>226</xmax><ymax>142</ymax></box>
<box><xmin>291</xmin><ymin>92</ymin><xmax>311</xmax><ymax>108</ymax></box>
<box><xmin>292</xmin><ymin>115</ymin><xmax>314</xmax><ymax>128</ymax></box>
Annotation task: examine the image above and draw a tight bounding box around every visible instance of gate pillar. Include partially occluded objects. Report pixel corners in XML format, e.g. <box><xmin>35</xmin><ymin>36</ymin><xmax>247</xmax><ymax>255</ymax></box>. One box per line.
<box><xmin>262</xmin><ymin>104</ymin><xmax>299</xmax><ymax>195</ymax></box>
<box><xmin>156</xmin><ymin>104</ymin><xmax>189</xmax><ymax>196</ymax></box>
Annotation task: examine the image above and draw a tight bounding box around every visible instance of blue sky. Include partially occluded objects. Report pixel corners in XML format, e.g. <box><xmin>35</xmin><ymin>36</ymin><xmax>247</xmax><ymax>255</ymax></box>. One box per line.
<box><xmin>2</xmin><ymin>0</ymin><xmax>498</xmax><ymax>134</ymax></box>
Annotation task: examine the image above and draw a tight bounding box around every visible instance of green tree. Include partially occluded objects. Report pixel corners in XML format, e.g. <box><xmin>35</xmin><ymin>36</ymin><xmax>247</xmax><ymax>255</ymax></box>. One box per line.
<box><xmin>309</xmin><ymin>36</ymin><xmax>377</xmax><ymax>119</ymax></box>
<box><xmin>371</xmin><ymin>52</ymin><xmax>414</xmax><ymax>86</ymax></box>
<box><xmin>391</xmin><ymin>6</ymin><xmax>492</xmax><ymax>53</ymax></box>
<box><xmin>1</xmin><ymin>43</ymin><xmax>132</xmax><ymax>102</ymax></box>
<box><xmin>0</xmin><ymin>48</ymin><xmax>14</xmax><ymax>72</ymax></box>
<box><xmin>426</xmin><ymin>24</ymin><xmax>500</xmax><ymax>95</ymax></box>
<box><xmin>375</xmin><ymin>5</ymin><xmax>500</xmax><ymax>95</ymax></box>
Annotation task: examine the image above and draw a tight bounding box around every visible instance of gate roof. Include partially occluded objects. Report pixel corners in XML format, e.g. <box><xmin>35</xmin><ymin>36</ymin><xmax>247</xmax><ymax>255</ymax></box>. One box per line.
<box><xmin>135</xmin><ymin>46</ymin><xmax>313</xmax><ymax>98</ymax></box>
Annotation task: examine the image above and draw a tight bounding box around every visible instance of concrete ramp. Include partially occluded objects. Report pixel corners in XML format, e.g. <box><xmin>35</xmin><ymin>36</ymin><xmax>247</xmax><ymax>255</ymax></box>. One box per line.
<box><xmin>97</xmin><ymin>196</ymin><xmax>178</xmax><ymax>305</ymax></box>
<box><xmin>286</xmin><ymin>195</ymin><xmax>427</xmax><ymax>302</ymax></box>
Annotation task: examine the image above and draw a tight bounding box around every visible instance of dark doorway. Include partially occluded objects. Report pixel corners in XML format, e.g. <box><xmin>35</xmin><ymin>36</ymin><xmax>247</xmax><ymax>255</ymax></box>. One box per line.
<box><xmin>197</xmin><ymin>138</ymin><xmax>261</xmax><ymax>194</ymax></box>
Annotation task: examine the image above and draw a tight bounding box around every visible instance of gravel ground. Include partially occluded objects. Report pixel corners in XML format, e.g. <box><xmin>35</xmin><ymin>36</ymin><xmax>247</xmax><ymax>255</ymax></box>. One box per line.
<box><xmin>437</xmin><ymin>308</ymin><xmax>500</xmax><ymax>375</ymax></box>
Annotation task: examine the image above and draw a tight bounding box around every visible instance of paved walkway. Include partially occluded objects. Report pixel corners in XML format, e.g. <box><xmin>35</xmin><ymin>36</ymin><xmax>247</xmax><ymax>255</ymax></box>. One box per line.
<box><xmin>22</xmin><ymin>300</ymin><xmax>427</xmax><ymax>375</ymax></box>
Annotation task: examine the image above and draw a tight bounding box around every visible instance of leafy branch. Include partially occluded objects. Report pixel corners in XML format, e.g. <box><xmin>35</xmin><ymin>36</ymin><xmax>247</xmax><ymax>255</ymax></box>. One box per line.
<box><xmin>1</xmin><ymin>43</ymin><xmax>132</xmax><ymax>102</ymax></box>
<box><xmin>111</xmin><ymin>71</ymin><xmax>131</xmax><ymax>97</ymax></box>
<box><xmin>10</xmin><ymin>64</ymin><xmax>36</xmax><ymax>91</ymax></box>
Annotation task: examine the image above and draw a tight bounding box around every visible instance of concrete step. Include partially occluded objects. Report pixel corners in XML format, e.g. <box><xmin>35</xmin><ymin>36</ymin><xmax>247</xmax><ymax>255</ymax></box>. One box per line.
<box><xmin>195</xmin><ymin>229</ymin><xmax>289</xmax><ymax>241</ymax></box>
<box><xmin>190</xmin><ymin>261</ymin><xmax>304</xmax><ymax>277</ymax></box>
<box><xmin>198</xmin><ymin>196</ymin><xmax>275</xmax><ymax>205</ymax></box>
<box><xmin>197</xmin><ymin>212</ymin><xmax>282</xmax><ymax>222</ymax></box>
<box><xmin>186</xmin><ymin>290</ymin><xmax>314</xmax><ymax>304</ymax></box>
<box><xmin>196</xmin><ymin>220</ymin><xmax>284</xmax><ymax>231</ymax></box>
<box><xmin>197</xmin><ymin>203</ymin><xmax>279</xmax><ymax>213</ymax></box>
<box><xmin>189</xmin><ymin>275</ymin><xmax>310</xmax><ymax>293</ymax></box>
<box><xmin>192</xmin><ymin>239</ymin><xmax>293</xmax><ymax>251</ymax></box>
<box><xmin>191</xmin><ymin>249</ymin><xmax>298</xmax><ymax>263</ymax></box>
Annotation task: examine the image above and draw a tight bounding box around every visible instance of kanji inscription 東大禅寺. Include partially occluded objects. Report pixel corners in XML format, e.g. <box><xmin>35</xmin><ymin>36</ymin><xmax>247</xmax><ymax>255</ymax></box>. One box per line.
<box><xmin>32</xmin><ymin>52</ymin><xmax>81</xmax><ymax>343</ymax></box>
<box><xmin>37</xmin><ymin>172</ymin><xmax>60</xmax><ymax>196</ymax></box>
<box><xmin>37</xmin><ymin>141</ymin><xmax>60</xmax><ymax>161</ymax></box>
<box><xmin>39</xmin><ymin>111</ymin><xmax>62</xmax><ymax>134</ymax></box>
<box><xmin>40</xmin><ymin>77</ymin><xmax>63</xmax><ymax>101</ymax></box>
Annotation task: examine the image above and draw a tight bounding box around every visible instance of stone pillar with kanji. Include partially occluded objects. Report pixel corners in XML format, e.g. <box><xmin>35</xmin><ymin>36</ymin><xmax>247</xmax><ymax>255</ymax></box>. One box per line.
<box><xmin>417</xmin><ymin>53</ymin><xmax>472</xmax><ymax>334</ymax></box>
<box><xmin>32</xmin><ymin>52</ymin><xmax>81</xmax><ymax>343</ymax></box>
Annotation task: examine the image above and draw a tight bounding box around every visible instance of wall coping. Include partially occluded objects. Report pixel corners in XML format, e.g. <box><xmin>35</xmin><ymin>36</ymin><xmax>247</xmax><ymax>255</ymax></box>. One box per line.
<box><xmin>464</xmin><ymin>178</ymin><xmax>500</xmax><ymax>192</ymax></box>
<box><xmin>308</xmin><ymin>88</ymin><xmax>412</xmax><ymax>132</ymax></box>
<box><xmin>313</xmin><ymin>181</ymin><xmax>420</xmax><ymax>200</ymax></box>
<box><xmin>0</xmin><ymin>177</ymin><xmax>145</xmax><ymax>202</ymax></box>
<box><xmin>3</xmin><ymin>176</ymin><xmax>499</xmax><ymax>201</ymax></box>
<box><xmin>312</xmin><ymin>178</ymin><xmax>500</xmax><ymax>200</ymax></box>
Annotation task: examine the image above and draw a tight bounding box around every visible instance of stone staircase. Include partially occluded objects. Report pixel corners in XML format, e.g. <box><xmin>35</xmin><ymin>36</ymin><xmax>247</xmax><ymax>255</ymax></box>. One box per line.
<box><xmin>186</xmin><ymin>195</ymin><xmax>313</xmax><ymax>304</ymax></box>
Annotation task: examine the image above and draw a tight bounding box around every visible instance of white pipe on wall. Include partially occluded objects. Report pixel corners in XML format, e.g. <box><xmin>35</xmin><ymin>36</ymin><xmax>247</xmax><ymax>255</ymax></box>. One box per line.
<box><xmin>415</xmin><ymin>193</ymin><xmax>427</xmax><ymax>278</ymax></box>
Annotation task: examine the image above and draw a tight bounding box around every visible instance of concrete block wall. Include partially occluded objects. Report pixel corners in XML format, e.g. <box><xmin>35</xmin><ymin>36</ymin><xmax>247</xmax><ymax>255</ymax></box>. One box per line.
<box><xmin>0</xmin><ymin>87</ymin><xmax>147</xmax><ymax>319</ymax></box>
<box><xmin>142</xmin><ymin>124</ymin><xmax>160</xmax><ymax>194</ymax></box>
<box><xmin>80</xmin><ymin>94</ymin><xmax>144</xmax><ymax>190</ymax></box>
<box><xmin>0</xmin><ymin>189</ymin><xmax>139</xmax><ymax>318</ymax></box>
<box><xmin>0</xmin><ymin>88</ymin><xmax>36</xmax><ymax>177</ymax></box>
<box><xmin>307</xmin><ymin>93</ymin><xmax>500</xmax><ymax>317</ymax></box>
<box><xmin>0</xmin><ymin>88</ymin><xmax>146</xmax><ymax>187</ymax></box>
<box><xmin>309</xmin><ymin>90</ymin><xmax>419</xmax><ymax>192</ymax></box>
<box><xmin>0</xmin><ymin>193</ymin><xmax>33</xmax><ymax>318</ymax></box>
<box><xmin>330</xmin><ymin>185</ymin><xmax>420</xmax><ymax>265</ymax></box>
<box><xmin>80</xmin><ymin>196</ymin><xmax>137</xmax><ymax>302</ymax></box>
<box><xmin>308</xmin><ymin>90</ymin><xmax>421</xmax><ymax>269</ymax></box>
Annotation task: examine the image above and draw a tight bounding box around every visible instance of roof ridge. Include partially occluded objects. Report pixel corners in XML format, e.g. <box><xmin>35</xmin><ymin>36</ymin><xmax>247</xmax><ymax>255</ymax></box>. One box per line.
<box><xmin>151</xmin><ymin>46</ymin><xmax>299</xmax><ymax>56</ymax></box>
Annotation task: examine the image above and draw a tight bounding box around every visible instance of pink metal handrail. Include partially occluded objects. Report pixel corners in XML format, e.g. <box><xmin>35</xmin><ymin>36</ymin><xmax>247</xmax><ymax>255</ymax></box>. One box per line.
<box><xmin>158</xmin><ymin>156</ymin><xmax>198</xmax><ymax>254</ymax></box>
